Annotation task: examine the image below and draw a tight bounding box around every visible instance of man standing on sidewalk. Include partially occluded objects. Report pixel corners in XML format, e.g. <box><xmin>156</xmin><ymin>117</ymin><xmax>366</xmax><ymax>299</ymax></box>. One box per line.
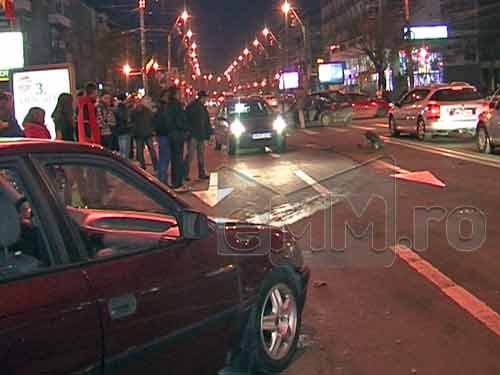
<box><xmin>154</xmin><ymin>89</ymin><xmax>171</xmax><ymax>185</ymax></box>
<box><xmin>163</xmin><ymin>86</ymin><xmax>188</xmax><ymax>191</ymax></box>
<box><xmin>185</xmin><ymin>91</ymin><xmax>211</xmax><ymax>181</ymax></box>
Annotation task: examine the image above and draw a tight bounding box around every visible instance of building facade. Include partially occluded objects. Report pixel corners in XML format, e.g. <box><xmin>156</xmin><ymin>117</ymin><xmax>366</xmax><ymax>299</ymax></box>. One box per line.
<box><xmin>0</xmin><ymin>0</ymin><xmax>114</xmax><ymax>88</ymax></box>
<box><xmin>320</xmin><ymin>0</ymin><xmax>500</xmax><ymax>94</ymax></box>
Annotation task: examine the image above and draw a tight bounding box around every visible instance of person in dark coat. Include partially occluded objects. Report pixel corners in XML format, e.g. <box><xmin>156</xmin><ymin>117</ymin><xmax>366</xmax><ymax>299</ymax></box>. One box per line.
<box><xmin>52</xmin><ymin>93</ymin><xmax>75</xmax><ymax>141</ymax></box>
<box><xmin>0</xmin><ymin>92</ymin><xmax>24</xmax><ymax>138</ymax></box>
<box><xmin>131</xmin><ymin>97</ymin><xmax>158</xmax><ymax>171</ymax></box>
<box><xmin>185</xmin><ymin>90</ymin><xmax>211</xmax><ymax>180</ymax></box>
<box><xmin>114</xmin><ymin>94</ymin><xmax>133</xmax><ymax>159</ymax></box>
<box><xmin>154</xmin><ymin>89</ymin><xmax>172</xmax><ymax>185</ymax></box>
<box><xmin>162</xmin><ymin>86</ymin><xmax>188</xmax><ymax>191</ymax></box>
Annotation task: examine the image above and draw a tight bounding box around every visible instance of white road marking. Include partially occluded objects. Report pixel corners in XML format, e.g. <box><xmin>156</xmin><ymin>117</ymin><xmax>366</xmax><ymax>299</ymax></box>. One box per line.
<box><xmin>375</xmin><ymin>160</ymin><xmax>411</xmax><ymax>174</ymax></box>
<box><xmin>351</xmin><ymin>125</ymin><xmax>377</xmax><ymax>132</ymax></box>
<box><xmin>393</xmin><ymin>245</ymin><xmax>500</xmax><ymax>337</ymax></box>
<box><xmin>294</xmin><ymin>170</ymin><xmax>331</xmax><ymax>197</ymax></box>
<box><xmin>192</xmin><ymin>172</ymin><xmax>234</xmax><ymax>207</ymax></box>
<box><xmin>301</xmin><ymin>129</ymin><xmax>319</xmax><ymax>135</ymax></box>
<box><xmin>383</xmin><ymin>137</ymin><xmax>500</xmax><ymax>170</ymax></box>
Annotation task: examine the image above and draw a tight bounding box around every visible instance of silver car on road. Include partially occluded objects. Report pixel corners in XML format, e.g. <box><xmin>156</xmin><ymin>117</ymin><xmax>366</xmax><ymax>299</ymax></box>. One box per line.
<box><xmin>389</xmin><ymin>83</ymin><xmax>486</xmax><ymax>141</ymax></box>
<box><xmin>476</xmin><ymin>88</ymin><xmax>500</xmax><ymax>154</ymax></box>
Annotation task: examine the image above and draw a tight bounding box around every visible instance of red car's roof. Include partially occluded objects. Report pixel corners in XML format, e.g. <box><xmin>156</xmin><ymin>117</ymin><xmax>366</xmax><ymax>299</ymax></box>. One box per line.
<box><xmin>0</xmin><ymin>138</ymin><xmax>111</xmax><ymax>157</ymax></box>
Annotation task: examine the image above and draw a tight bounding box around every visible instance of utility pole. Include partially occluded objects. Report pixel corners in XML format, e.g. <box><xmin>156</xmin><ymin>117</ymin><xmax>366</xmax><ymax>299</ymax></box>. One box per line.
<box><xmin>139</xmin><ymin>0</ymin><xmax>149</xmax><ymax>95</ymax></box>
<box><xmin>403</xmin><ymin>0</ymin><xmax>415</xmax><ymax>89</ymax></box>
<box><xmin>167</xmin><ymin>33</ymin><xmax>172</xmax><ymax>75</ymax></box>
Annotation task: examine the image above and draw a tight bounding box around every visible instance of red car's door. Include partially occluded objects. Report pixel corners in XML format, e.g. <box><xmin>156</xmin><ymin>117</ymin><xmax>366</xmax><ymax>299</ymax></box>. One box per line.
<box><xmin>37</xmin><ymin>156</ymin><xmax>240</xmax><ymax>375</ymax></box>
<box><xmin>0</xmin><ymin>161</ymin><xmax>102</xmax><ymax>375</ymax></box>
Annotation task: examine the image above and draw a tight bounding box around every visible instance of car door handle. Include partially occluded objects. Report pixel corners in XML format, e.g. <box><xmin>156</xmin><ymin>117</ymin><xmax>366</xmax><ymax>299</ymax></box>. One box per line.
<box><xmin>108</xmin><ymin>294</ymin><xmax>137</xmax><ymax>320</ymax></box>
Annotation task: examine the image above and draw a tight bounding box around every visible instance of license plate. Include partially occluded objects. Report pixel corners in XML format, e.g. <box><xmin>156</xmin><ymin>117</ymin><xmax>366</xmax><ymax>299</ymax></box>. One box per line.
<box><xmin>252</xmin><ymin>132</ymin><xmax>272</xmax><ymax>140</ymax></box>
<box><xmin>450</xmin><ymin>108</ymin><xmax>475</xmax><ymax>116</ymax></box>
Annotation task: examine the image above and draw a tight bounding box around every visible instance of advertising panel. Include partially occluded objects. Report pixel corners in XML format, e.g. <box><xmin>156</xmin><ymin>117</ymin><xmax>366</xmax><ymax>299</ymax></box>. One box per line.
<box><xmin>11</xmin><ymin>65</ymin><xmax>75</xmax><ymax>139</ymax></box>
<box><xmin>318</xmin><ymin>62</ymin><xmax>345</xmax><ymax>85</ymax></box>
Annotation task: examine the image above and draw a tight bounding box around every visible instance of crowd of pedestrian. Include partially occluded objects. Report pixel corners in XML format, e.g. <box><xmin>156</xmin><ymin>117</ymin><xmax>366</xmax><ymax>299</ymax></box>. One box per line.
<box><xmin>0</xmin><ymin>83</ymin><xmax>213</xmax><ymax>192</ymax></box>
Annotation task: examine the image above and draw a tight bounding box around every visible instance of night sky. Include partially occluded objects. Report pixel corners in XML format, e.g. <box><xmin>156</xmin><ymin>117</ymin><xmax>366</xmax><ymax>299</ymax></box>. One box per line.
<box><xmin>87</xmin><ymin>0</ymin><xmax>287</xmax><ymax>73</ymax></box>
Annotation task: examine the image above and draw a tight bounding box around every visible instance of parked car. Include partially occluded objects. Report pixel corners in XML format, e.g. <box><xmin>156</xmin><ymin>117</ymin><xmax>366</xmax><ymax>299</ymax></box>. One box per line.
<box><xmin>303</xmin><ymin>91</ymin><xmax>353</xmax><ymax>127</ymax></box>
<box><xmin>476</xmin><ymin>88</ymin><xmax>500</xmax><ymax>153</ymax></box>
<box><xmin>0</xmin><ymin>139</ymin><xmax>309</xmax><ymax>375</ymax></box>
<box><xmin>388</xmin><ymin>83</ymin><xmax>487</xmax><ymax>141</ymax></box>
<box><xmin>347</xmin><ymin>93</ymin><xmax>390</xmax><ymax>119</ymax></box>
<box><xmin>214</xmin><ymin>97</ymin><xmax>289</xmax><ymax>155</ymax></box>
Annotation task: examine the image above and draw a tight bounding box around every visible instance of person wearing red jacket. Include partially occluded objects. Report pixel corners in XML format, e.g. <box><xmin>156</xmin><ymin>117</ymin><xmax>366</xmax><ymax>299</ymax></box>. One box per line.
<box><xmin>22</xmin><ymin>107</ymin><xmax>51</xmax><ymax>139</ymax></box>
<box><xmin>77</xmin><ymin>82</ymin><xmax>100</xmax><ymax>145</ymax></box>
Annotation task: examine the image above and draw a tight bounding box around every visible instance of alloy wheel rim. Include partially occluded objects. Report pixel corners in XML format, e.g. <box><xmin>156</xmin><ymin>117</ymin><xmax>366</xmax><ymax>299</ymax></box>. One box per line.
<box><xmin>260</xmin><ymin>283</ymin><xmax>298</xmax><ymax>361</ymax></box>
<box><xmin>389</xmin><ymin>118</ymin><xmax>395</xmax><ymax>133</ymax></box>
<box><xmin>321</xmin><ymin>114</ymin><xmax>329</xmax><ymax>126</ymax></box>
<box><xmin>417</xmin><ymin>121</ymin><xmax>425</xmax><ymax>140</ymax></box>
<box><xmin>478</xmin><ymin>129</ymin><xmax>487</xmax><ymax>150</ymax></box>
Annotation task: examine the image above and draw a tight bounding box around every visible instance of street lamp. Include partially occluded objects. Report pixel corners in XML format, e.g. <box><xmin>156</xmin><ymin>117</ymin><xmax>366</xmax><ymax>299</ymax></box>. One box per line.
<box><xmin>123</xmin><ymin>63</ymin><xmax>132</xmax><ymax>76</ymax></box>
<box><xmin>261</xmin><ymin>27</ymin><xmax>282</xmax><ymax>49</ymax></box>
<box><xmin>243</xmin><ymin>48</ymin><xmax>250</xmax><ymax>56</ymax></box>
<box><xmin>168</xmin><ymin>9</ymin><xmax>191</xmax><ymax>76</ymax></box>
<box><xmin>282</xmin><ymin>1</ymin><xmax>291</xmax><ymax>15</ymax></box>
<box><xmin>253</xmin><ymin>39</ymin><xmax>260</xmax><ymax>48</ymax></box>
<box><xmin>281</xmin><ymin>0</ymin><xmax>308</xmax><ymax>87</ymax></box>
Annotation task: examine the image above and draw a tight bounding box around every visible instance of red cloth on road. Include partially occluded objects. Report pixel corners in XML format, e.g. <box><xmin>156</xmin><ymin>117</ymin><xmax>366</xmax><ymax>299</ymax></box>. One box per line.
<box><xmin>23</xmin><ymin>122</ymin><xmax>51</xmax><ymax>139</ymax></box>
<box><xmin>77</xmin><ymin>96</ymin><xmax>100</xmax><ymax>145</ymax></box>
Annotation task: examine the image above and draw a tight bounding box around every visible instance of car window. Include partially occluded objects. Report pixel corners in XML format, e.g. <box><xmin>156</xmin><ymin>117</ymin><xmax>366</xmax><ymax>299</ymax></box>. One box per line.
<box><xmin>348</xmin><ymin>93</ymin><xmax>369</xmax><ymax>102</ymax></box>
<box><xmin>430</xmin><ymin>88</ymin><xmax>483</xmax><ymax>102</ymax></box>
<box><xmin>399</xmin><ymin>90</ymin><xmax>427</xmax><ymax>105</ymax></box>
<box><xmin>0</xmin><ymin>168</ymin><xmax>53</xmax><ymax>280</ymax></box>
<box><xmin>330</xmin><ymin>92</ymin><xmax>349</xmax><ymax>103</ymax></box>
<box><xmin>40</xmin><ymin>161</ymin><xmax>181</xmax><ymax>260</ymax></box>
<box><xmin>226</xmin><ymin>101</ymin><xmax>273</xmax><ymax>117</ymax></box>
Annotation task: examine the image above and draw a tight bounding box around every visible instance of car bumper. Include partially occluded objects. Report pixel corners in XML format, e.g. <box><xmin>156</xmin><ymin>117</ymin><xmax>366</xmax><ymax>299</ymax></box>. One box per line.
<box><xmin>296</xmin><ymin>265</ymin><xmax>310</xmax><ymax>309</ymax></box>
<box><xmin>231</xmin><ymin>131</ymin><xmax>286</xmax><ymax>149</ymax></box>
<box><xmin>426</xmin><ymin>119</ymin><xmax>477</xmax><ymax>135</ymax></box>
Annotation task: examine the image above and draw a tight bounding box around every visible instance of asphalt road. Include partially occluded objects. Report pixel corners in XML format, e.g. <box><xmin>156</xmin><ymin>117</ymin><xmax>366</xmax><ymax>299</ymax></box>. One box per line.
<box><xmin>181</xmin><ymin>118</ymin><xmax>500</xmax><ymax>375</ymax></box>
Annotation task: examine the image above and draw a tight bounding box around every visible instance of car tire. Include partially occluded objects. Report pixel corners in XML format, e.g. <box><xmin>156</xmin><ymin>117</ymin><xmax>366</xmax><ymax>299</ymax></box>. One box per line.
<box><xmin>277</xmin><ymin>137</ymin><xmax>287</xmax><ymax>153</ymax></box>
<box><xmin>389</xmin><ymin>116</ymin><xmax>400</xmax><ymax>137</ymax></box>
<box><xmin>416</xmin><ymin>119</ymin><xmax>431</xmax><ymax>141</ymax></box>
<box><xmin>234</xmin><ymin>268</ymin><xmax>302</xmax><ymax>374</ymax></box>
<box><xmin>320</xmin><ymin>112</ymin><xmax>332</xmax><ymax>127</ymax></box>
<box><xmin>477</xmin><ymin>126</ymin><xmax>493</xmax><ymax>154</ymax></box>
<box><xmin>228</xmin><ymin>140</ymin><xmax>237</xmax><ymax>156</ymax></box>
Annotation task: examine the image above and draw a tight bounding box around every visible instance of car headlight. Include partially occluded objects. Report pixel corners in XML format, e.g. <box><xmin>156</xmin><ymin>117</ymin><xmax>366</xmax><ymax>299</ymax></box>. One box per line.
<box><xmin>273</xmin><ymin>116</ymin><xmax>287</xmax><ymax>133</ymax></box>
<box><xmin>230</xmin><ymin>119</ymin><xmax>246</xmax><ymax>138</ymax></box>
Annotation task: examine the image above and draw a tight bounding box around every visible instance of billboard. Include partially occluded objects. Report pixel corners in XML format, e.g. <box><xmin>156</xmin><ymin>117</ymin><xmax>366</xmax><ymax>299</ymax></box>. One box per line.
<box><xmin>0</xmin><ymin>32</ymin><xmax>24</xmax><ymax>82</ymax></box>
<box><xmin>279</xmin><ymin>71</ymin><xmax>300</xmax><ymax>90</ymax></box>
<box><xmin>319</xmin><ymin>62</ymin><xmax>345</xmax><ymax>85</ymax></box>
<box><xmin>11</xmin><ymin>65</ymin><xmax>75</xmax><ymax>139</ymax></box>
<box><xmin>404</xmin><ymin>25</ymin><xmax>448</xmax><ymax>40</ymax></box>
